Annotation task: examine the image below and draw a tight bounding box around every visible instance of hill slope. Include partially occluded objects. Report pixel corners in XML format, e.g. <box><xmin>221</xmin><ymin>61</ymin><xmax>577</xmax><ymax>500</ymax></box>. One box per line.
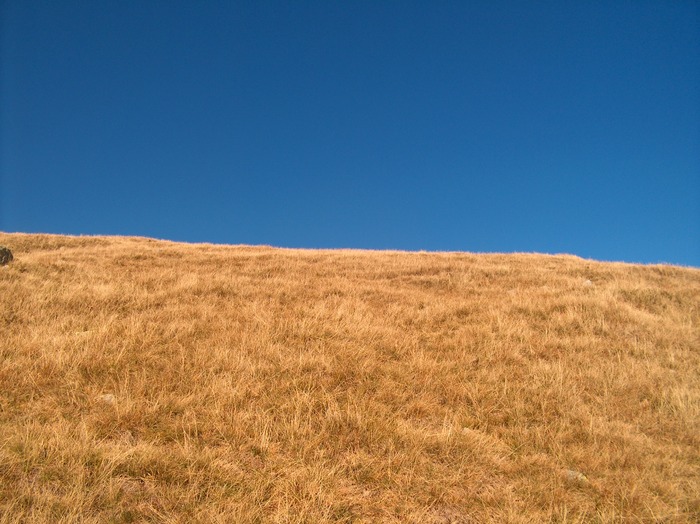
<box><xmin>1</xmin><ymin>233</ymin><xmax>698</xmax><ymax>523</ymax></box>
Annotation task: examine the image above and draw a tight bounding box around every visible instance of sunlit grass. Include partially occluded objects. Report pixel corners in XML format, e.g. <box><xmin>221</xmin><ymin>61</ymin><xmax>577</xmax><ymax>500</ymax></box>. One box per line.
<box><xmin>1</xmin><ymin>233</ymin><xmax>698</xmax><ymax>522</ymax></box>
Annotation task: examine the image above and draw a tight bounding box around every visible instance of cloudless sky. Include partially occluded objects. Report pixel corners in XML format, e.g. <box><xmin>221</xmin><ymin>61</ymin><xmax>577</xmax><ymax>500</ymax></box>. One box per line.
<box><xmin>1</xmin><ymin>1</ymin><xmax>698</xmax><ymax>265</ymax></box>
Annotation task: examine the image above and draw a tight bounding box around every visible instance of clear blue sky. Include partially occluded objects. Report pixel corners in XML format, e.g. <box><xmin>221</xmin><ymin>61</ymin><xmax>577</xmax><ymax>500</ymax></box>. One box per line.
<box><xmin>1</xmin><ymin>1</ymin><xmax>698</xmax><ymax>265</ymax></box>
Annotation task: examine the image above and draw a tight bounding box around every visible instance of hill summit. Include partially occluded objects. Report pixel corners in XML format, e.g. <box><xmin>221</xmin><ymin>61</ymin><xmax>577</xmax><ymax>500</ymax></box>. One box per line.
<box><xmin>1</xmin><ymin>233</ymin><xmax>698</xmax><ymax>522</ymax></box>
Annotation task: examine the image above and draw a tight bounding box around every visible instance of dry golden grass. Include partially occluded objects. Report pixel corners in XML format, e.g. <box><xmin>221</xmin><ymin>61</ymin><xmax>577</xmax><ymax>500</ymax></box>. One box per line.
<box><xmin>0</xmin><ymin>232</ymin><xmax>698</xmax><ymax>523</ymax></box>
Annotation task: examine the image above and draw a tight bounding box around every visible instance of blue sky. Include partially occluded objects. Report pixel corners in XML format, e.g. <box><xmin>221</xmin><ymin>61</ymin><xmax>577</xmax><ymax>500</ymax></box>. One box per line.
<box><xmin>1</xmin><ymin>1</ymin><xmax>698</xmax><ymax>265</ymax></box>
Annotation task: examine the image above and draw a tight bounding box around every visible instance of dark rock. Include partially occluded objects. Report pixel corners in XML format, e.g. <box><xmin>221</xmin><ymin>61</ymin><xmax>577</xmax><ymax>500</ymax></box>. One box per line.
<box><xmin>0</xmin><ymin>246</ymin><xmax>12</xmax><ymax>265</ymax></box>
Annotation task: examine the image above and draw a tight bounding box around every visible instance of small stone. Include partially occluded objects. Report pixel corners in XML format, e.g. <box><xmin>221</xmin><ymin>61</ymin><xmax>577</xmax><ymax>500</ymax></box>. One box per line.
<box><xmin>98</xmin><ymin>393</ymin><xmax>116</xmax><ymax>405</ymax></box>
<box><xmin>583</xmin><ymin>279</ymin><xmax>594</xmax><ymax>287</ymax></box>
<box><xmin>0</xmin><ymin>246</ymin><xmax>13</xmax><ymax>266</ymax></box>
<box><xmin>432</xmin><ymin>506</ymin><xmax>470</xmax><ymax>524</ymax></box>
<box><xmin>564</xmin><ymin>469</ymin><xmax>589</xmax><ymax>485</ymax></box>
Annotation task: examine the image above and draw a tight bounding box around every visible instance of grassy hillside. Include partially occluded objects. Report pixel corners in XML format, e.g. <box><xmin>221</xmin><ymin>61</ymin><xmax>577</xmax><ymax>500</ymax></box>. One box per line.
<box><xmin>1</xmin><ymin>233</ymin><xmax>698</xmax><ymax>523</ymax></box>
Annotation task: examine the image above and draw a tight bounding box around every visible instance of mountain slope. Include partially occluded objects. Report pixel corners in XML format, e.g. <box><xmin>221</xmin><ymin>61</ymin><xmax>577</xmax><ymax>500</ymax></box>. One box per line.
<box><xmin>1</xmin><ymin>233</ymin><xmax>698</xmax><ymax>523</ymax></box>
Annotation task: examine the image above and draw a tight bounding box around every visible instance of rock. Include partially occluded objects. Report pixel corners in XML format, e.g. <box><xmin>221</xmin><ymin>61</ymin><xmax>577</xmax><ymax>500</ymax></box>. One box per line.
<box><xmin>564</xmin><ymin>469</ymin><xmax>590</xmax><ymax>485</ymax></box>
<box><xmin>98</xmin><ymin>393</ymin><xmax>116</xmax><ymax>405</ymax></box>
<box><xmin>431</xmin><ymin>506</ymin><xmax>472</xmax><ymax>523</ymax></box>
<box><xmin>583</xmin><ymin>279</ymin><xmax>594</xmax><ymax>287</ymax></box>
<box><xmin>0</xmin><ymin>246</ymin><xmax>13</xmax><ymax>265</ymax></box>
